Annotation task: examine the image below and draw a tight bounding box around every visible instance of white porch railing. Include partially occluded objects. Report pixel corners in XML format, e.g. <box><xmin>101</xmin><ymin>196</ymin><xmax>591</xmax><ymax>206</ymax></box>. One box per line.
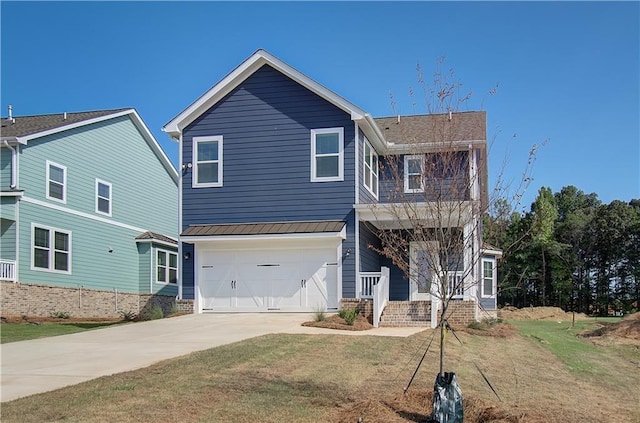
<box><xmin>373</xmin><ymin>267</ymin><xmax>390</xmax><ymax>328</ymax></box>
<box><xmin>0</xmin><ymin>260</ymin><xmax>16</xmax><ymax>282</ymax></box>
<box><xmin>359</xmin><ymin>272</ymin><xmax>381</xmax><ymax>299</ymax></box>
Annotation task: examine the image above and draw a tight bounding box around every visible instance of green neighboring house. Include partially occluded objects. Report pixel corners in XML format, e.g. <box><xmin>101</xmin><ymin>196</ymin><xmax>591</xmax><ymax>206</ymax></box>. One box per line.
<box><xmin>0</xmin><ymin>108</ymin><xmax>179</xmax><ymax>301</ymax></box>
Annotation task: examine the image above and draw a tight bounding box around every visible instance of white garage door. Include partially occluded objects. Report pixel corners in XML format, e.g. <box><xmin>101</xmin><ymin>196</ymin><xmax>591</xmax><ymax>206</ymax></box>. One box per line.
<box><xmin>198</xmin><ymin>245</ymin><xmax>339</xmax><ymax>312</ymax></box>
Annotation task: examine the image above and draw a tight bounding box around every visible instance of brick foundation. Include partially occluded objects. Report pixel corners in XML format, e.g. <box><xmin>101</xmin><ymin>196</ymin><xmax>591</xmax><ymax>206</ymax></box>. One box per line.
<box><xmin>1</xmin><ymin>281</ymin><xmax>194</xmax><ymax>320</ymax></box>
<box><xmin>442</xmin><ymin>300</ymin><xmax>476</xmax><ymax>328</ymax></box>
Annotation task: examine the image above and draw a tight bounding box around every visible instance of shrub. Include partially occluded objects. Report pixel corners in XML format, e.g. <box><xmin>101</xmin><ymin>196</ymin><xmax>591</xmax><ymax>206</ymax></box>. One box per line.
<box><xmin>467</xmin><ymin>317</ymin><xmax>502</xmax><ymax>331</ymax></box>
<box><xmin>338</xmin><ymin>307</ymin><xmax>359</xmax><ymax>326</ymax></box>
<box><xmin>50</xmin><ymin>311</ymin><xmax>70</xmax><ymax>319</ymax></box>
<box><xmin>119</xmin><ymin>310</ymin><xmax>138</xmax><ymax>322</ymax></box>
<box><xmin>312</xmin><ymin>308</ymin><xmax>326</xmax><ymax>322</ymax></box>
<box><xmin>148</xmin><ymin>304</ymin><xmax>164</xmax><ymax>320</ymax></box>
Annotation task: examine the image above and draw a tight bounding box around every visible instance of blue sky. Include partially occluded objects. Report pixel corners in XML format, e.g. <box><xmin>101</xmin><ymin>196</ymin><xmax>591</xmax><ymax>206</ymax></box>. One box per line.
<box><xmin>2</xmin><ymin>1</ymin><xmax>638</xmax><ymax>209</ymax></box>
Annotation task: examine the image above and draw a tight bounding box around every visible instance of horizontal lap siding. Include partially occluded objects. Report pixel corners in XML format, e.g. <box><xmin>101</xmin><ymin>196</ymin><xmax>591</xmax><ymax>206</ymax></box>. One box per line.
<box><xmin>359</xmin><ymin>222</ymin><xmax>381</xmax><ymax>272</ymax></box>
<box><xmin>1</xmin><ymin>218</ymin><xmax>16</xmax><ymax>260</ymax></box>
<box><xmin>0</xmin><ymin>148</ymin><xmax>12</xmax><ymax>191</ymax></box>
<box><xmin>18</xmin><ymin>117</ymin><xmax>177</xmax><ymax>237</ymax></box>
<box><xmin>182</xmin><ymin>65</ymin><xmax>356</xmax><ymax>298</ymax></box>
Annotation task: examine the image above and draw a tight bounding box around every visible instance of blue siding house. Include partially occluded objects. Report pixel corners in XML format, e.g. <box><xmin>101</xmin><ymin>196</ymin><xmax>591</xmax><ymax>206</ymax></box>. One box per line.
<box><xmin>1</xmin><ymin>108</ymin><xmax>179</xmax><ymax>308</ymax></box>
<box><xmin>163</xmin><ymin>50</ymin><xmax>499</xmax><ymax>325</ymax></box>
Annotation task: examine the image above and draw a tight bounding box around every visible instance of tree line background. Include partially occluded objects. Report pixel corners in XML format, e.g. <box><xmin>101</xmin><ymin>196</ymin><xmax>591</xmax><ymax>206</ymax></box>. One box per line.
<box><xmin>484</xmin><ymin>185</ymin><xmax>639</xmax><ymax>315</ymax></box>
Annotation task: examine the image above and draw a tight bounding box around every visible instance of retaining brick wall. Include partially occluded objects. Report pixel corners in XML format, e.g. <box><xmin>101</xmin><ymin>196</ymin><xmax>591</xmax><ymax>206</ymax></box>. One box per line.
<box><xmin>341</xmin><ymin>298</ymin><xmax>373</xmax><ymax>324</ymax></box>
<box><xmin>0</xmin><ymin>281</ymin><xmax>194</xmax><ymax>319</ymax></box>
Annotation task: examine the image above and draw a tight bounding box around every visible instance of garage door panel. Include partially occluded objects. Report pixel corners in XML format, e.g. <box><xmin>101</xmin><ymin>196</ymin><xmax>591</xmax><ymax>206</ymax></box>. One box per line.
<box><xmin>200</xmin><ymin>265</ymin><xmax>235</xmax><ymax>310</ymax></box>
<box><xmin>199</xmin><ymin>244</ymin><xmax>338</xmax><ymax>312</ymax></box>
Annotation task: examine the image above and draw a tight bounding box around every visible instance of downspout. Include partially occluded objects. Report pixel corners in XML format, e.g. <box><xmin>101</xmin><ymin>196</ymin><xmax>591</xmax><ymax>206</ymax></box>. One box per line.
<box><xmin>3</xmin><ymin>140</ymin><xmax>17</xmax><ymax>189</ymax></box>
<box><xmin>177</xmin><ymin>133</ymin><xmax>183</xmax><ymax>301</ymax></box>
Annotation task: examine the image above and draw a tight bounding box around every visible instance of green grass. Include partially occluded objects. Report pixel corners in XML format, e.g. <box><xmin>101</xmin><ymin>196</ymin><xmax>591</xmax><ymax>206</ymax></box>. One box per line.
<box><xmin>508</xmin><ymin>318</ymin><xmax>622</xmax><ymax>374</ymax></box>
<box><xmin>1</xmin><ymin>321</ymin><xmax>638</xmax><ymax>422</ymax></box>
<box><xmin>0</xmin><ymin>321</ymin><xmax>126</xmax><ymax>344</ymax></box>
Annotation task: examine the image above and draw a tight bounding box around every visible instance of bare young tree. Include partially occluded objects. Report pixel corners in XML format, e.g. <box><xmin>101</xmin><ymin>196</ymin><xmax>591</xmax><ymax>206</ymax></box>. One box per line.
<box><xmin>367</xmin><ymin>59</ymin><xmax>537</xmax><ymax>378</ymax></box>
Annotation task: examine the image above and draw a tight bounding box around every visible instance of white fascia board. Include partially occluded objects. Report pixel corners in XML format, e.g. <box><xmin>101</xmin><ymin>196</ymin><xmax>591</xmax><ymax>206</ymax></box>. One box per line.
<box><xmin>127</xmin><ymin>109</ymin><xmax>179</xmax><ymax>183</ymax></box>
<box><xmin>0</xmin><ymin>137</ymin><xmax>26</xmax><ymax>145</ymax></box>
<box><xmin>357</xmin><ymin>114</ymin><xmax>387</xmax><ymax>153</ymax></box>
<box><xmin>135</xmin><ymin>238</ymin><xmax>179</xmax><ymax>249</ymax></box>
<box><xmin>385</xmin><ymin>139</ymin><xmax>486</xmax><ymax>155</ymax></box>
<box><xmin>181</xmin><ymin>227</ymin><xmax>347</xmax><ymax>243</ymax></box>
<box><xmin>481</xmin><ymin>248</ymin><xmax>503</xmax><ymax>258</ymax></box>
<box><xmin>162</xmin><ymin>49</ymin><xmax>368</xmax><ymax>137</ymax></box>
<box><xmin>0</xmin><ymin>191</ymin><xmax>24</xmax><ymax>197</ymax></box>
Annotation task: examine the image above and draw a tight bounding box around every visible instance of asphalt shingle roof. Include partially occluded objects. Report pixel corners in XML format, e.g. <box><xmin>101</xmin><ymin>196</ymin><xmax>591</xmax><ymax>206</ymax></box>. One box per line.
<box><xmin>374</xmin><ymin>111</ymin><xmax>486</xmax><ymax>144</ymax></box>
<box><xmin>135</xmin><ymin>231</ymin><xmax>178</xmax><ymax>245</ymax></box>
<box><xmin>1</xmin><ymin>109</ymin><xmax>130</xmax><ymax>138</ymax></box>
<box><xmin>181</xmin><ymin>221</ymin><xmax>345</xmax><ymax>237</ymax></box>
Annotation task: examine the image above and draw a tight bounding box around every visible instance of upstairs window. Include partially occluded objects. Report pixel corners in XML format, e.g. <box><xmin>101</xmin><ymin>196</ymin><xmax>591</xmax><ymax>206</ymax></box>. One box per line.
<box><xmin>95</xmin><ymin>179</ymin><xmax>112</xmax><ymax>216</ymax></box>
<box><xmin>404</xmin><ymin>155</ymin><xmax>423</xmax><ymax>193</ymax></box>
<box><xmin>193</xmin><ymin>136</ymin><xmax>223</xmax><ymax>187</ymax></box>
<box><xmin>46</xmin><ymin>161</ymin><xmax>66</xmax><ymax>202</ymax></box>
<box><xmin>363</xmin><ymin>140</ymin><xmax>378</xmax><ymax>197</ymax></box>
<box><xmin>311</xmin><ymin>128</ymin><xmax>344</xmax><ymax>182</ymax></box>
<box><xmin>156</xmin><ymin>249</ymin><xmax>178</xmax><ymax>284</ymax></box>
<box><xmin>32</xmin><ymin>224</ymin><xmax>71</xmax><ymax>273</ymax></box>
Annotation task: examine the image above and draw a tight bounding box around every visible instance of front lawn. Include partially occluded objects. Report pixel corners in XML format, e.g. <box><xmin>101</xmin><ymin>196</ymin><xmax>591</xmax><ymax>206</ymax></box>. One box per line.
<box><xmin>1</xmin><ymin>319</ymin><xmax>638</xmax><ymax>422</ymax></box>
<box><xmin>0</xmin><ymin>321</ymin><xmax>126</xmax><ymax>344</ymax></box>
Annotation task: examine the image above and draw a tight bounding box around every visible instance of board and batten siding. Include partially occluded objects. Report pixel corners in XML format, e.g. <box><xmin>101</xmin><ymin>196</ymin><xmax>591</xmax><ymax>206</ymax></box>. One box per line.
<box><xmin>181</xmin><ymin>64</ymin><xmax>358</xmax><ymax>298</ymax></box>
<box><xmin>18</xmin><ymin>116</ymin><xmax>177</xmax><ymax>237</ymax></box>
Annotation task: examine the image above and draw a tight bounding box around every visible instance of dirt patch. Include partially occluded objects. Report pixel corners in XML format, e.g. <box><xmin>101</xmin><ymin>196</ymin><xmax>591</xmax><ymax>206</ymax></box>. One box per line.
<box><xmin>461</xmin><ymin>323</ymin><xmax>517</xmax><ymax>338</ymax></box>
<box><xmin>498</xmin><ymin>306</ymin><xmax>588</xmax><ymax>322</ymax></box>
<box><xmin>332</xmin><ymin>390</ymin><xmax>549</xmax><ymax>423</ymax></box>
<box><xmin>580</xmin><ymin>312</ymin><xmax>640</xmax><ymax>346</ymax></box>
<box><xmin>302</xmin><ymin>314</ymin><xmax>374</xmax><ymax>331</ymax></box>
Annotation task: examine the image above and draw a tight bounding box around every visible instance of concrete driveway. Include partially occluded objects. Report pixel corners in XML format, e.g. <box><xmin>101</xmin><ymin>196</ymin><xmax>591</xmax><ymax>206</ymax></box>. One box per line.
<box><xmin>1</xmin><ymin>313</ymin><xmax>425</xmax><ymax>402</ymax></box>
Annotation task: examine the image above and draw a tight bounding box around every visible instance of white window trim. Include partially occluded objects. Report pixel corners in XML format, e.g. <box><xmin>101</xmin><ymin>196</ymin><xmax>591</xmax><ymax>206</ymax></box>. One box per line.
<box><xmin>404</xmin><ymin>155</ymin><xmax>424</xmax><ymax>193</ymax></box>
<box><xmin>46</xmin><ymin>160</ymin><xmax>67</xmax><ymax>203</ymax></box>
<box><xmin>155</xmin><ymin>248</ymin><xmax>178</xmax><ymax>285</ymax></box>
<box><xmin>30</xmin><ymin>223</ymin><xmax>72</xmax><ymax>274</ymax></box>
<box><xmin>95</xmin><ymin>179</ymin><xmax>112</xmax><ymax>217</ymax></box>
<box><xmin>363</xmin><ymin>140</ymin><xmax>379</xmax><ymax>198</ymax></box>
<box><xmin>193</xmin><ymin>135</ymin><xmax>223</xmax><ymax>188</ymax></box>
<box><xmin>481</xmin><ymin>258</ymin><xmax>496</xmax><ymax>298</ymax></box>
<box><xmin>311</xmin><ymin>127</ymin><xmax>344</xmax><ymax>182</ymax></box>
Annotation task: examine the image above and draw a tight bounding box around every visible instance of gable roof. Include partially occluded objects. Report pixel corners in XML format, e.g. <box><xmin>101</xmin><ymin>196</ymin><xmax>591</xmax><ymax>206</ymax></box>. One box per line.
<box><xmin>1</xmin><ymin>108</ymin><xmax>178</xmax><ymax>183</ymax></box>
<box><xmin>162</xmin><ymin>49</ymin><xmax>386</xmax><ymax>149</ymax></box>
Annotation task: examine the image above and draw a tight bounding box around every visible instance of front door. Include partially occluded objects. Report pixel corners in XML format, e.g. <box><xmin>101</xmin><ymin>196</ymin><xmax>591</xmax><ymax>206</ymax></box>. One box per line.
<box><xmin>410</xmin><ymin>242</ymin><xmax>439</xmax><ymax>301</ymax></box>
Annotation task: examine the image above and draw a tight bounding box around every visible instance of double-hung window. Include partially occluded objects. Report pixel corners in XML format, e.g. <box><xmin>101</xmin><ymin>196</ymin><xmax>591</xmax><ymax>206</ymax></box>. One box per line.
<box><xmin>156</xmin><ymin>249</ymin><xmax>178</xmax><ymax>284</ymax></box>
<box><xmin>46</xmin><ymin>161</ymin><xmax>66</xmax><ymax>202</ymax></box>
<box><xmin>311</xmin><ymin>128</ymin><xmax>344</xmax><ymax>182</ymax></box>
<box><xmin>363</xmin><ymin>140</ymin><xmax>378</xmax><ymax>197</ymax></box>
<box><xmin>482</xmin><ymin>258</ymin><xmax>495</xmax><ymax>297</ymax></box>
<box><xmin>193</xmin><ymin>136</ymin><xmax>223</xmax><ymax>187</ymax></box>
<box><xmin>95</xmin><ymin>179</ymin><xmax>112</xmax><ymax>216</ymax></box>
<box><xmin>404</xmin><ymin>155</ymin><xmax>423</xmax><ymax>193</ymax></box>
<box><xmin>32</xmin><ymin>224</ymin><xmax>71</xmax><ymax>273</ymax></box>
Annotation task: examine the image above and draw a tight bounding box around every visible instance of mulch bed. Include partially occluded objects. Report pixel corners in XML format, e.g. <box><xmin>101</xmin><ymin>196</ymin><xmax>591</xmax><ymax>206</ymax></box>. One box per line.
<box><xmin>302</xmin><ymin>314</ymin><xmax>374</xmax><ymax>331</ymax></box>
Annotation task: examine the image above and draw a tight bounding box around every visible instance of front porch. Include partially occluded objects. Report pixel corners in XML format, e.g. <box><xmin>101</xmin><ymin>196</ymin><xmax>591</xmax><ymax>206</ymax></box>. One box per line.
<box><xmin>353</xmin><ymin>269</ymin><xmax>479</xmax><ymax>328</ymax></box>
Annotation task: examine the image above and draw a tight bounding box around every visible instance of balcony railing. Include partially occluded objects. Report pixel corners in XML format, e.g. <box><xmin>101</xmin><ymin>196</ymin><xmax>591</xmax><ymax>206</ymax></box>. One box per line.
<box><xmin>0</xmin><ymin>260</ymin><xmax>16</xmax><ymax>282</ymax></box>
